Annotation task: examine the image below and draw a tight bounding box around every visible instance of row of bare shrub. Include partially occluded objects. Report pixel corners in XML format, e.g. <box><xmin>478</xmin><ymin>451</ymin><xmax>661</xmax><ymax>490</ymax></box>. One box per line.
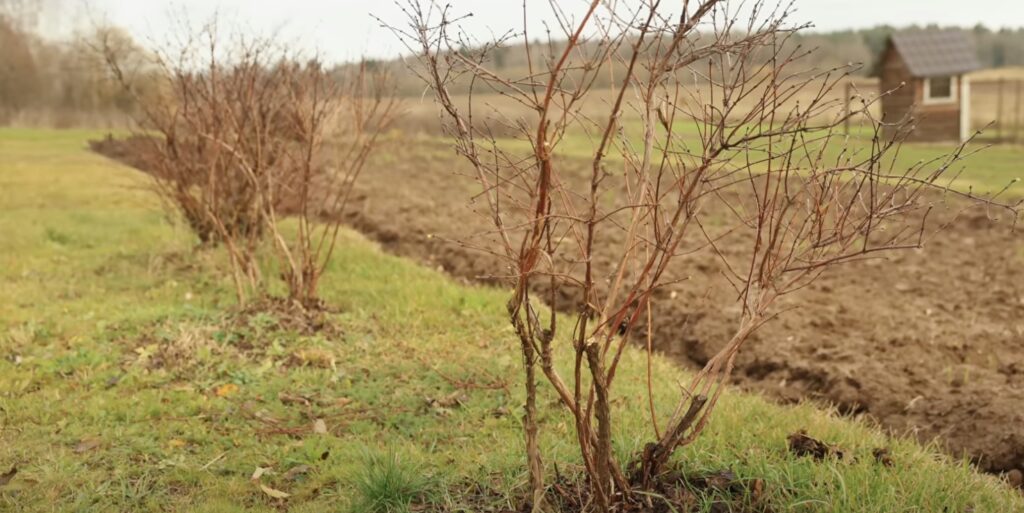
<box><xmin>100</xmin><ymin>23</ymin><xmax>396</xmax><ymax>309</ymax></box>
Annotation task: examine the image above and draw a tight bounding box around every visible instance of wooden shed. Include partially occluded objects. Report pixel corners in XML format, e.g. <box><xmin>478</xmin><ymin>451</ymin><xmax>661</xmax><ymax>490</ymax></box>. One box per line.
<box><xmin>877</xmin><ymin>30</ymin><xmax>981</xmax><ymax>142</ymax></box>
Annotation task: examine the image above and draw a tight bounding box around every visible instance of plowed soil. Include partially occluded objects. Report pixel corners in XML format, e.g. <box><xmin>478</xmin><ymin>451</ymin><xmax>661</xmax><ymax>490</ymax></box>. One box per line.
<box><xmin>93</xmin><ymin>135</ymin><xmax>1024</xmax><ymax>477</ymax></box>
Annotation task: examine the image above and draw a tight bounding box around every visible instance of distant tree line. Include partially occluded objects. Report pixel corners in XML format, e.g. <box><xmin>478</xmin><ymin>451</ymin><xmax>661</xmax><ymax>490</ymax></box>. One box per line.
<box><xmin>4</xmin><ymin>0</ymin><xmax>1024</xmax><ymax>123</ymax></box>
<box><xmin>359</xmin><ymin>23</ymin><xmax>1024</xmax><ymax>97</ymax></box>
<box><xmin>798</xmin><ymin>24</ymin><xmax>1024</xmax><ymax>72</ymax></box>
<box><xmin>0</xmin><ymin>0</ymin><xmax>152</xmax><ymax>125</ymax></box>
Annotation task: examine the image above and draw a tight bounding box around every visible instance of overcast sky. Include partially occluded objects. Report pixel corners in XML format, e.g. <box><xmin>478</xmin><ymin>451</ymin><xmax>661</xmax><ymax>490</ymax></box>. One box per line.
<box><xmin>58</xmin><ymin>1</ymin><xmax>1024</xmax><ymax>63</ymax></box>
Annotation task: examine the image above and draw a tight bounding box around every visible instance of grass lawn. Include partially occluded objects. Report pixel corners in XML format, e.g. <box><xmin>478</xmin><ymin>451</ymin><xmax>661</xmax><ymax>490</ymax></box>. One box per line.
<box><xmin>1</xmin><ymin>128</ymin><xmax>1022</xmax><ymax>512</ymax></box>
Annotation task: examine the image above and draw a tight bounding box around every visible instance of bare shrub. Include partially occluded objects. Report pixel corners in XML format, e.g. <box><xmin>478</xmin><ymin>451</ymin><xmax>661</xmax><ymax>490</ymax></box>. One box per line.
<box><xmin>100</xmin><ymin>23</ymin><xmax>396</xmax><ymax>307</ymax></box>
<box><xmin>394</xmin><ymin>1</ymin><xmax>1018</xmax><ymax>510</ymax></box>
<box><xmin>265</xmin><ymin>61</ymin><xmax>398</xmax><ymax>309</ymax></box>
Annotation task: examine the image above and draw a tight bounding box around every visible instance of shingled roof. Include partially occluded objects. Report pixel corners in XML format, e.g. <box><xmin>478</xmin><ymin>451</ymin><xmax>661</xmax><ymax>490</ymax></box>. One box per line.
<box><xmin>889</xmin><ymin>30</ymin><xmax>982</xmax><ymax>77</ymax></box>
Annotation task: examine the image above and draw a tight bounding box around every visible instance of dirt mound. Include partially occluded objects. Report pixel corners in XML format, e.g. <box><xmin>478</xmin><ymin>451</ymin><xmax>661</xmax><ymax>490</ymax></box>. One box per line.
<box><xmin>92</xmin><ymin>135</ymin><xmax>1024</xmax><ymax>476</ymax></box>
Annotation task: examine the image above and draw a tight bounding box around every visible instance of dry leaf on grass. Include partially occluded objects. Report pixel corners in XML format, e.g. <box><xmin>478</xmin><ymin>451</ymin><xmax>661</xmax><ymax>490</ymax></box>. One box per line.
<box><xmin>259</xmin><ymin>484</ymin><xmax>291</xmax><ymax>499</ymax></box>
<box><xmin>73</xmin><ymin>438</ymin><xmax>101</xmax><ymax>454</ymax></box>
<box><xmin>252</xmin><ymin>409</ymin><xmax>280</xmax><ymax>425</ymax></box>
<box><xmin>751</xmin><ymin>478</ymin><xmax>765</xmax><ymax>502</ymax></box>
<box><xmin>250</xmin><ymin>466</ymin><xmax>271</xmax><ymax>481</ymax></box>
<box><xmin>215</xmin><ymin>383</ymin><xmax>239</xmax><ymax>397</ymax></box>
<box><xmin>312</xmin><ymin>419</ymin><xmax>328</xmax><ymax>435</ymax></box>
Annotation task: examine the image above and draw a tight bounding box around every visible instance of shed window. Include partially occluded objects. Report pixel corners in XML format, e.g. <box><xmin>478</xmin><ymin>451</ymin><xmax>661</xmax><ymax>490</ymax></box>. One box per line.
<box><xmin>924</xmin><ymin>76</ymin><xmax>956</xmax><ymax>104</ymax></box>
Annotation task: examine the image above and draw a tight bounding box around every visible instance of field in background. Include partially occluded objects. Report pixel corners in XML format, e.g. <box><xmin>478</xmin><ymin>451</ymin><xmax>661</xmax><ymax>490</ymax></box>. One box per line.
<box><xmin>399</xmin><ymin>64</ymin><xmax>1024</xmax><ymax>167</ymax></box>
<box><xmin>401</xmin><ymin>88</ymin><xmax>1024</xmax><ymax>198</ymax></box>
<box><xmin>3</xmin><ymin>129</ymin><xmax>1023</xmax><ymax>512</ymax></box>
<box><xmin>400</xmin><ymin>76</ymin><xmax>881</xmax><ymax>134</ymax></box>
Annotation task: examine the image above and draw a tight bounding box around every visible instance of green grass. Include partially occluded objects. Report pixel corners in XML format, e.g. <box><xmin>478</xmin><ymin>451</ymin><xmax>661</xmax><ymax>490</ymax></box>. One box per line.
<box><xmin>1</xmin><ymin>128</ymin><xmax>1022</xmax><ymax>512</ymax></box>
<box><xmin>493</xmin><ymin>119</ymin><xmax>1024</xmax><ymax>198</ymax></box>
<box><xmin>351</xmin><ymin>450</ymin><xmax>435</xmax><ymax>513</ymax></box>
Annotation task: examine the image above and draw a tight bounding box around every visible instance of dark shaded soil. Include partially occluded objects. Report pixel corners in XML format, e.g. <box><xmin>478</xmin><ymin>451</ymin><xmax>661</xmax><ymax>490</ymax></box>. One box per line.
<box><xmin>439</xmin><ymin>467</ymin><xmax>772</xmax><ymax>513</ymax></box>
<box><xmin>787</xmin><ymin>430</ymin><xmax>845</xmax><ymax>461</ymax></box>
<box><xmin>232</xmin><ymin>296</ymin><xmax>340</xmax><ymax>336</ymax></box>
<box><xmin>89</xmin><ymin>135</ymin><xmax>153</xmax><ymax>172</ymax></box>
<box><xmin>540</xmin><ymin>469</ymin><xmax>772</xmax><ymax>513</ymax></box>
<box><xmin>92</xmin><ymin>136</ymin><xmax>1024</xmax><ymax>478</ymax></box>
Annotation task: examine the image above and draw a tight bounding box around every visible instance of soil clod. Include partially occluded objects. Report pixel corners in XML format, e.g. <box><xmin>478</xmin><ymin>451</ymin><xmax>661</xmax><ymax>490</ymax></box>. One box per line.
<box><xmin>872</xmin><ymin>447</ymin><xmax>894</xmax><ymax>467</ymax></box>
<box><xmin>1007</xmin><ymin>469</ymin><xmax>1023</xmax><ymax>489</ymax></box>
<box><xmin>787</xmin><ymin>430</ymin><xmax>844</xmax><ymax>460</ymax></box>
